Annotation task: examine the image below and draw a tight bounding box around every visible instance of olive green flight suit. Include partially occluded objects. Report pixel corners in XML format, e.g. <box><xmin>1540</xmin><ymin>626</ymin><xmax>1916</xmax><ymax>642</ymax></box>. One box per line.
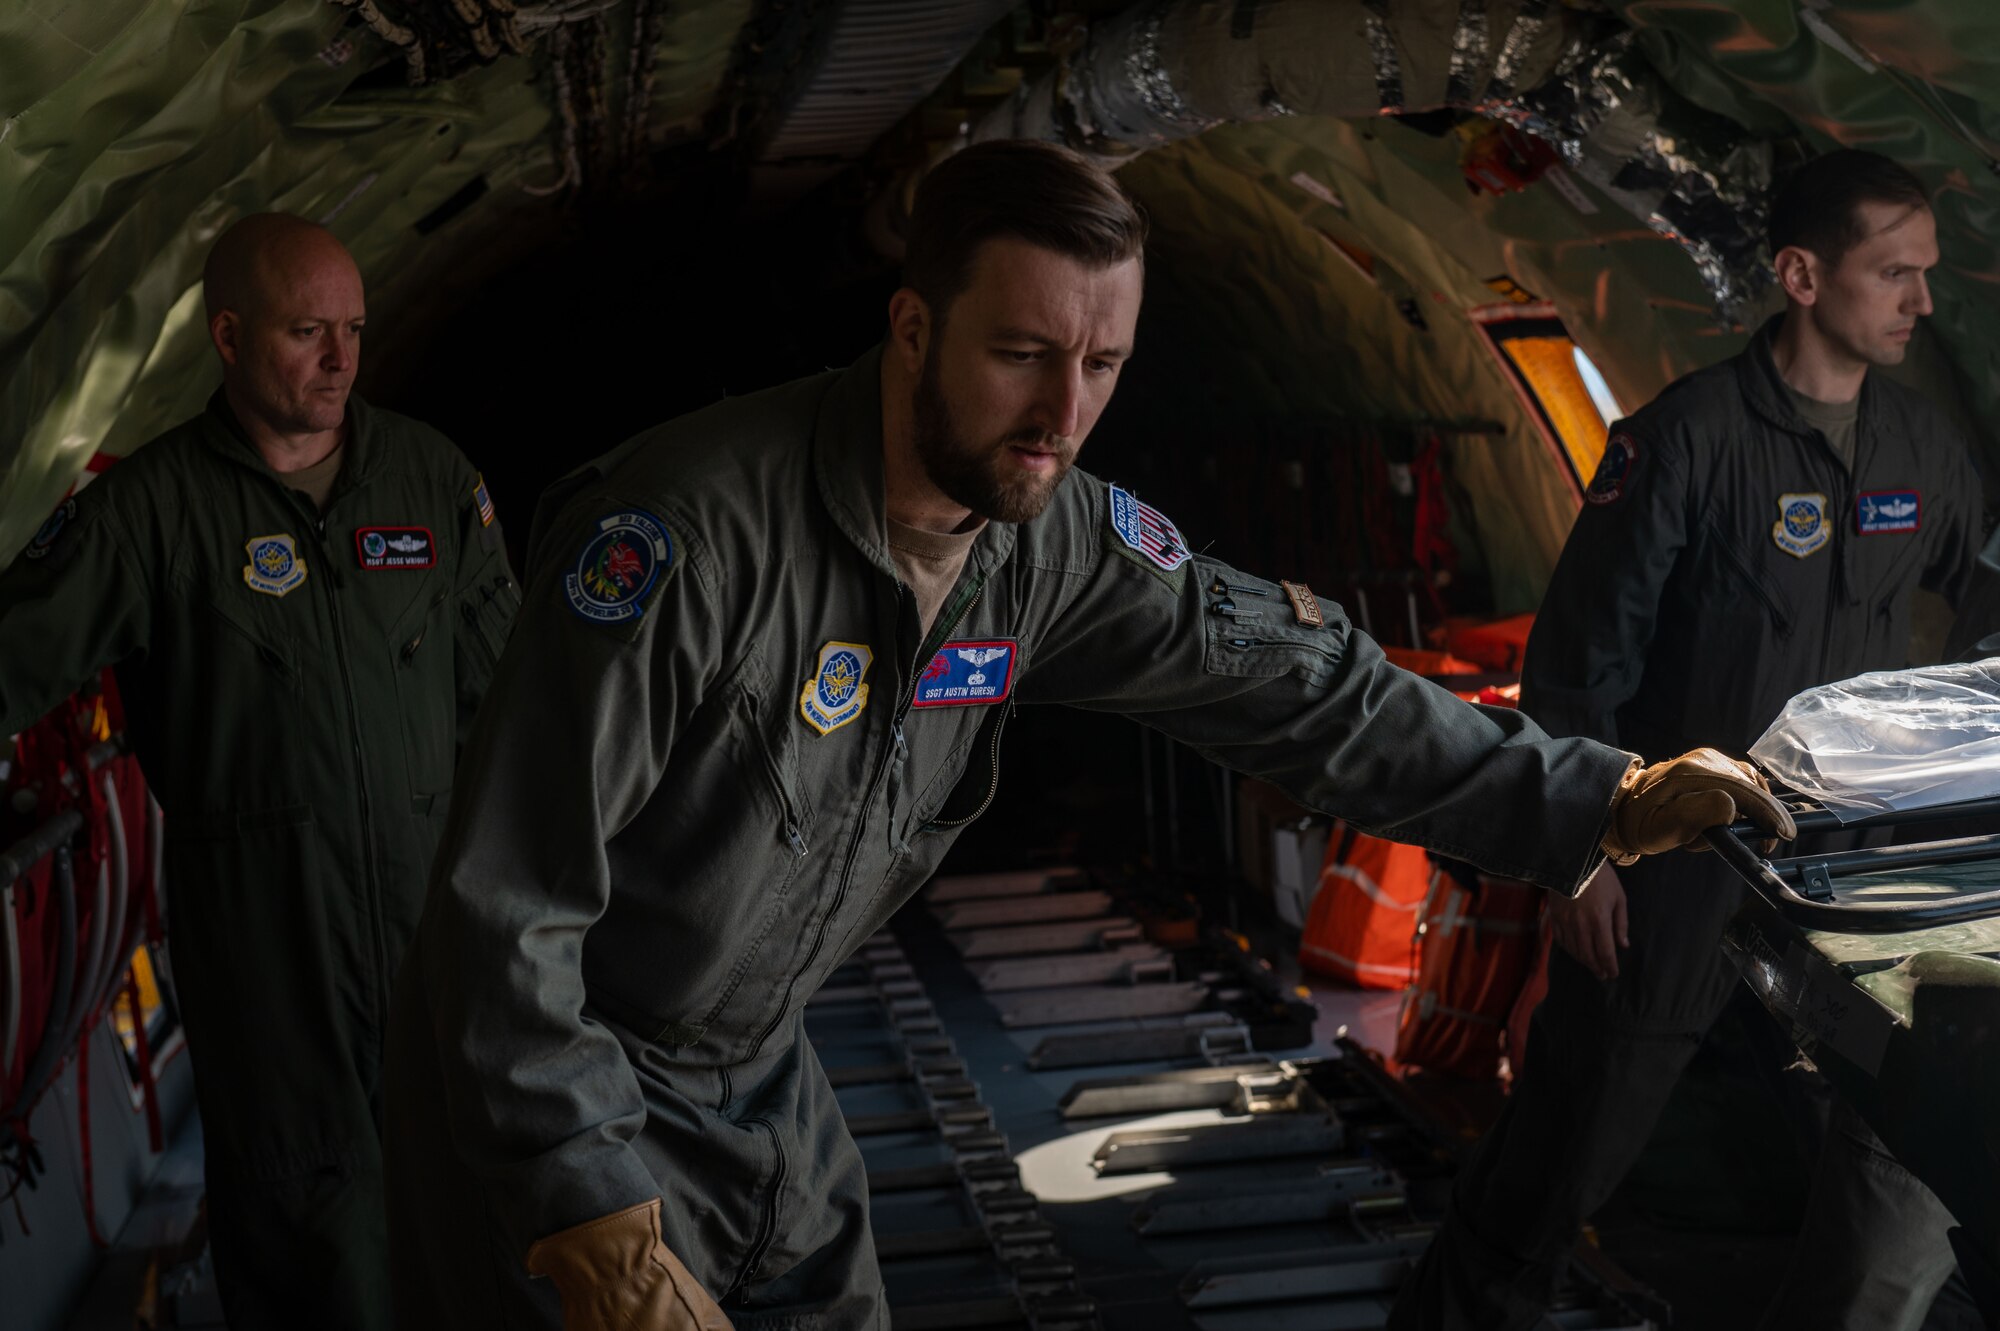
<box><xmin>382</xmin><ymin>346</ymin><xmax>1635</xmax><ymax>1329</ymax></box>
<box><xmin>0</xmin><ymin>393</ymin><xmax>518</xmax><ymax>1330</ymax></box>
<box><xmin>1392</xmin><ymin>318</ymin><xmax>1983</xmax><ymax>1331</ymax></box>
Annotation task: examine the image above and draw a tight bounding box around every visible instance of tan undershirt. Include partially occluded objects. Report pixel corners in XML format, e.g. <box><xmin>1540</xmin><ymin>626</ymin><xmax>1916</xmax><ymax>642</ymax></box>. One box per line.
<box><xmin>1786</xmin><ymin>384</ymin><xmax>1859</xmax><ymax>473</ymax></box>
<box><xmin>282</xmin><ymin>443</ymin><xmax>346</xmax><ymax>512</ymax></box>
<box><xmin>887</xmin><ymin>517</ymin><xmax>983</xmax><ymax>634</ymax></box>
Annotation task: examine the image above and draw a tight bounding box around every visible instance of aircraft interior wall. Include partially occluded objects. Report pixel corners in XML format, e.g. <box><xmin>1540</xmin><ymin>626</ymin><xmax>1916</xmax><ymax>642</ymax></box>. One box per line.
<box><xmin>15</xmin><ymin>3</ymin><xmax>2000</xmax><ymax>1327</ymax></box>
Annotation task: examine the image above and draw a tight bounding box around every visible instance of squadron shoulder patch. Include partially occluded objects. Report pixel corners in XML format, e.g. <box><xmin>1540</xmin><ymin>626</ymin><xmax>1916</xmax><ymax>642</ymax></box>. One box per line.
<box><xmin>1105</xmin><ymin>484</ymin><xmax>1192</xmax><ymax>592</ymax></box>
<box><xmin>23</xmin><ymin>499</ymin><xmax>75</xmax><ymax>560</ymax></box>
<box><xmin>243</xmin><ymin>533</ymin><xmax>309</xmax><ymax>597</ymax></box>
<box><xmin>1772</xmin><ymin>492</ymin><xmax>1830</xmax><ymax>558</ymax></box>
<box><xmin>913</xmin><ymin>640</ymin><xmax>1017</xmax><ymax>708</ymax></box>
<box><xmin>800</xmin><ymin>641</ymin><xmax>874</xmax><ymax>734</ymax></box>
<box><xmin>1856</xmin><ymin>489</ymin><xmax>1921</xmax><ymax>535</ymax></box>
<box><xmin>355</xmin><ymin>525</ymin><xmax>436</xmax><ymax>569</ymax></box>
<box><xmin>1585</xmin><ymin>433</ymin><xmax>1639</xmax><ymax>506</ymax></box>
<box><xmin>564</xmin><ymin>510</ymin><xmax>672</xmax><ymax>624</ymax></box>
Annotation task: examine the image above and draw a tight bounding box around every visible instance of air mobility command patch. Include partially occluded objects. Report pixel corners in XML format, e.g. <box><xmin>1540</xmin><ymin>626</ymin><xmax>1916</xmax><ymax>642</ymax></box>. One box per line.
<box><xmin>355</xmin><ymin>526</ymin><xmax>436</xmax><ymax>569</ymax></box>
<box><xmin>913</xmin><ymin>640</ymin><xmax>1017</xmax><ymax>708</ymax></box>
<box><xmin>1105</xmin><ymin>484</ymin><xmax>1192</xmax><ymax>592</ymax></box>
<box><xmin>565</xmin><ymin>511</ymin><xmax>672</xmax><ymax>624</ymax></box>
<box><xmin>1772</xmin><ymin>493</ymin><xmax>1830</xmax><ymax>558</ymax></box>
<box><xmin>800</xmin><ymin>641</ymin><xmax>873</xmax><ymax>734</ymax></box>
<box><xmin>1856</xmin><ymin>490</ymin><xmax>1921</xmax><ymax>535</ymax></box>
<box><xmin>1586</xmin><ymin>433</ymin><xmax>1639</xmax><ymax>506</ymax></box>
<box><xmin>23</xmin><ymin>499</ymin><xmax>75</xmax><ymax>560</ymax></box>
<box><xmin>243</xmin><ymin>534</ymin><xmax>308</xmax><ymax>597</ymax></box>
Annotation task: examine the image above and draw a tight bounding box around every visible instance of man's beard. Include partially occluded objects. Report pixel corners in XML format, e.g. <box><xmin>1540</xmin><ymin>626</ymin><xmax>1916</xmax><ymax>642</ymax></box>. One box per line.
<box><xmin>912</xmin><ymin>350</ymin><xmax>1074</xmax><ymax>524</ymax></box>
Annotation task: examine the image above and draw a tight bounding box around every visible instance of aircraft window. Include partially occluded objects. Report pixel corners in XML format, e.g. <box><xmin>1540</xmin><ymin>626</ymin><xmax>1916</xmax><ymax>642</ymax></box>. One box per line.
<box><xmin>1572</xmin><ymin>345</ymin><xmax>1625</xmax><ymax>430</ymax></box>
<box><xmin>1472</xmin><ymin>308</ymin><xmax>1617</xmax><ymax>500</ymax></box>
<box><xmin>113</xmin><ymin>942</ymin><xmax>183</xmax><ymax>1103</ymax></box>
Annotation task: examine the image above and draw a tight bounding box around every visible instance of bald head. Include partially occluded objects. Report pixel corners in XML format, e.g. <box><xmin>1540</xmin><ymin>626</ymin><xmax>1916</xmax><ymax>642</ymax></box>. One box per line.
<box><xmin>205</xmin><ymin>213</ymin><xmax>366</xmax><ymax>454</ymax></box>
<box><xmin>203</xmin><ymin>213</ymin><xmax>359</xmax><ymax>323</ymax></box>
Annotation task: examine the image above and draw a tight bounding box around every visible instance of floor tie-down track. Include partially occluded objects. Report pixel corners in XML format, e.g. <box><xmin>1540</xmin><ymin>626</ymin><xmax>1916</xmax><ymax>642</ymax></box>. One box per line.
<box><xmin>805</xmin><ymin>868</ymin><xmax>1660</xmax><ymax>1330</ymax></box>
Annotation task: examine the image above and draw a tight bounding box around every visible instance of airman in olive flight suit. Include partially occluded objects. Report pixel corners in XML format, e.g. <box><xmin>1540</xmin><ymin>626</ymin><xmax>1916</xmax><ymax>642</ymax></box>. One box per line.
<box><xmin>384</xmin><ymin>142</ymin><xmax>1787</xmax><ymax>1331</ymax></box>
<box><xmin>0</xmin><ymin>216</ymin><xmax>515</xmax><ymax>1329</ymax></box>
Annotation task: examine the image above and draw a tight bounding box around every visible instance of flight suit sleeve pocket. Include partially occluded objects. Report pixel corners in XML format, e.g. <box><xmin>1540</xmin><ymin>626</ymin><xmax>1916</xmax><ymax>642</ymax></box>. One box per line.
<box><xmin>460</xmin><ymin>574</ymin><xmax>520</xmax><ymax>674</ymax></box>
<box><xmin>1200</xmin><ymin>571</ymin><xmax>1344</xmax><ymax>688</ymax></box>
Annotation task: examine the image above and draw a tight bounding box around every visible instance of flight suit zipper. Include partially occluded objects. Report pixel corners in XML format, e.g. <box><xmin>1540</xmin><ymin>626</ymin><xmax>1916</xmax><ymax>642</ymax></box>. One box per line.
<box><xmin>312</xmin><ymin>513</ymin><xmax>392</xmax><ymax>1041</ymax></box>
<box><xmin>749</xmin><ymin>575</ymin><xmax>985</xmax><ymax>1057</ymax></box>
<box><xmin>729</xmin><ymin>1116</ymin><xmax>789</xmax><ymax>1298</ymax></box>
<box><xmin>1820</xmin><ymin>443</ymin><xmax>1852</xmax><ymax>684</ymax></box>
<box><xmin>924</xmin><ymin>702</ymin><xmax>1014</xmax><ymax>831</ymax></box>
<box><xmin>753</xmin><ymin>725</ymin><xmax>809</xmax><ymax>858</ymax></box>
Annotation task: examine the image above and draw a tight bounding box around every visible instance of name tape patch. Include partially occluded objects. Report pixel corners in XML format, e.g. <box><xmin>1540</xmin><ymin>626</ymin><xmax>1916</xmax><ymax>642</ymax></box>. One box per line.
<box><xmin>800</xmin><ymin>641</ymin><xmax>873</xmax><ymax>734</ymax></box>
<box><xmin>355</xmin><ymin>525</ymin><xmax>436</xmax><ymax>569</ymax></box>
<box><xmin>564</xmin><ymin>511</ymin><xmax>672</xmax><ymax>624</ymax></box>
<box><xmin>913</xmin><ymin>640</ymin><xmax>1018</xmax><ymax>708</ymax></box>
<box><xmin>1108</xmin><ymin>485</ymin><xmax>1191</xmax><ymax>573</ymax></box>
<box><xmin>1856</xmin><ymin>490</ymin><xmax>1921</xmax><ymax>535</ymax></box>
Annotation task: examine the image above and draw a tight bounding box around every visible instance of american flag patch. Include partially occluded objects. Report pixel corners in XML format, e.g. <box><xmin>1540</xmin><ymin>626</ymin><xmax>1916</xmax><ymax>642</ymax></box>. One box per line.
<box><xmin>473</xmin><ymin>474</ymin><xmax>495</xmax><ymax>527</ymax></box>
<box><xmin>1107</xmin><ymin>485</ymin><xmax>1190</xmax><ymax>573</ymax></box>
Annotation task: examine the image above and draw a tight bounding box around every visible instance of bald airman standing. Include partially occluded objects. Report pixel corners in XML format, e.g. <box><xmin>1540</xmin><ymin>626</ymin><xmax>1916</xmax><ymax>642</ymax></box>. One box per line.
<box><xmin>0</xmin><ymin>214</ymin><xmax>518</xmax><ymax>1328</ymax></box>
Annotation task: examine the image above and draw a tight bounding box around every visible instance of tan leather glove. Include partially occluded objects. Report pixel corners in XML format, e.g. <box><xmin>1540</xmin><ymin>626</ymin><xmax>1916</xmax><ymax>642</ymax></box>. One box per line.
<box><xmin>525</xmin><ymin>1198</ymin><xmax>735</xmax><ymax>1331</ymax></box>
<box><xmin>1601</xmin><ymin>748</ymin><xmax>1797</xmax><ymax>865</ymax></box>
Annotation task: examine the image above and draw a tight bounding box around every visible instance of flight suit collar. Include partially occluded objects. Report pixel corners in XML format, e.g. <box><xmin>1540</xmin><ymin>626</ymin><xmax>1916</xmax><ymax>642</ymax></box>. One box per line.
<box><xmin>198</xmin><ymin>388</ymin><xmax>384</xmax><ymax>500</ymax></box>
<box><xmin>1736</xmin><ymin>313</ymin><xmax>1889</xmax><ymax>465</ymax></box>
<box><xmin>811</xmin><ymin>344</ymin><xmax>1018</xmax><ymax>586</ymax></box>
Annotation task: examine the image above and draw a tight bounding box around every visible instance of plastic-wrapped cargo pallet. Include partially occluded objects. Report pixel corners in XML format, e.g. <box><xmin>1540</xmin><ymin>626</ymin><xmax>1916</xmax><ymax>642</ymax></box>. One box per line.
<box><xmin>1751</xmin><ymin>661</ymin><xmax>2000</xmax><ymax>819</ymax></box>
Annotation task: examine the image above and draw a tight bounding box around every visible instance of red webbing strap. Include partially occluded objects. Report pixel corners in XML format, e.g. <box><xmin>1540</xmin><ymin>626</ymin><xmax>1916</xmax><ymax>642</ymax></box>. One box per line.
<box><xmin>125</xmin><ymin>969</ymin><xmax>162</xmax><ymax>1152</ymax></box>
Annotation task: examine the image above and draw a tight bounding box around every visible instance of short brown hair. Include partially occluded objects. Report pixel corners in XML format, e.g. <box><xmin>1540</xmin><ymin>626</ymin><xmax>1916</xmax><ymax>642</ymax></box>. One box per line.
<box><xmin>1769</xmin><ymin>149</ymin><xmax>1930</xmax><ymax>268</ymax></box>
<box><xmin>904</xmin><ymin>140</ymin><xmax>1147</xmax><ymax>322</ymax></box>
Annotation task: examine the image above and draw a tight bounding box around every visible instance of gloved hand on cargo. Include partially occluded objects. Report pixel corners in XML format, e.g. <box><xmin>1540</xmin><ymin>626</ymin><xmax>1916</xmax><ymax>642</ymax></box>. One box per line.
<box><xmin>525</xmin><ymin>1198</ymin><xmax>735</xmax><ymax>1331</ymax></box>
<box><xmin>1601</xmin><ymin>748</ymin><xmax>1797</xmax><ymax>865</ymax></box>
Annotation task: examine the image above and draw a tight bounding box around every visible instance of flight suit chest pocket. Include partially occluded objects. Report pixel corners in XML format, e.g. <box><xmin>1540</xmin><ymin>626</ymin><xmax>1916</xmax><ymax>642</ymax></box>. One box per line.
<box><xmin>200</xmin><ymin>584</ymin><xmax>301</xmax><ymax>692</ymax></box>
<box><xmin>905</xmin><ymin>703</ymin><xmax>1013</xmax><ymax>838</ymax></box>
<box><xmin>732</xmin><ymin>655</ymin><xmax>817</xmax><ymax>861</ymax></box>
<box><xmin>1699</xmin><ymin>522</ymin><xmax>1799</xmax><ymax>637</ymax></box>
<box><xmin>460</xmin><ymin>574</ymin><xmax>521</xmax><ymax>676</ymax></box>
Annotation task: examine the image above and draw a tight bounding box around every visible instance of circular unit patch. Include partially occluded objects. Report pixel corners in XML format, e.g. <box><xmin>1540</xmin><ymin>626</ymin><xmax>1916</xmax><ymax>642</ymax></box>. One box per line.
<box><xmin>23</xmin><ymin>498</ymin><xmax>76</xmax><ymax>559</ymax></box>
<box><xmin>362</xmin><ymin>530</ymin><xmax>388</xmax><ymax>560</ymax></box>
<box><xmin>1585</xmin><ymin>433</ymin><xmax>1638</xmax><ymax>506</ymax></box>
<box><xmin>564</xmin><ymin>510</ymin><xmax>673</xmax><ymax>624</ymax></box>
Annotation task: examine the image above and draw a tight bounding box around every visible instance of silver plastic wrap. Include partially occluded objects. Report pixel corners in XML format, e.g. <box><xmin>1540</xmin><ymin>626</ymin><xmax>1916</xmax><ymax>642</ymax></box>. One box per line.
<box><xmin>966</xmin><ymin>0</ymin><xmax>1772</xmax><ymax>317</ymax></box>
<box><xmin>1362</xmin><ymin>0</ymin><xmax>1406</xmax><ymax>113</ymax></box>
<box><xmin>1485</xmin><ymin>0</ymin><xmax>1549</xmax><ymax>102</ymax></box>
<box><xmin>1445</xmin><ymin>0</ymin><xmax>1490</xmax><ymax>106</ymax></box>
<box><xmin>1751</xmin><ymin>662</ymin><xmax>2000</xmax><ymax>821</ymax></box>
<box><xmin>1484</xmin><ymin>29</ymin><xmax>1773</xmax><ymax>317</ymax></box>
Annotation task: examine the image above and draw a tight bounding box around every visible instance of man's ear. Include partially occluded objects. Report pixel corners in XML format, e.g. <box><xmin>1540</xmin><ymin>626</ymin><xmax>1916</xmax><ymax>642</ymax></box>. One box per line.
<box><xmin>887</xmin><ymin>288</ymin><xmax>931</xmax><ymax>372</ymax></box>
<box><xmin>210</xmin><ymin>309</ymin><xmax>241</xmax><ymax>368</ymax></box>
<box><xmin>1774</xmin><ymin>244</ymin><xmax>1820</xmax><ymax>308</ymax></box>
